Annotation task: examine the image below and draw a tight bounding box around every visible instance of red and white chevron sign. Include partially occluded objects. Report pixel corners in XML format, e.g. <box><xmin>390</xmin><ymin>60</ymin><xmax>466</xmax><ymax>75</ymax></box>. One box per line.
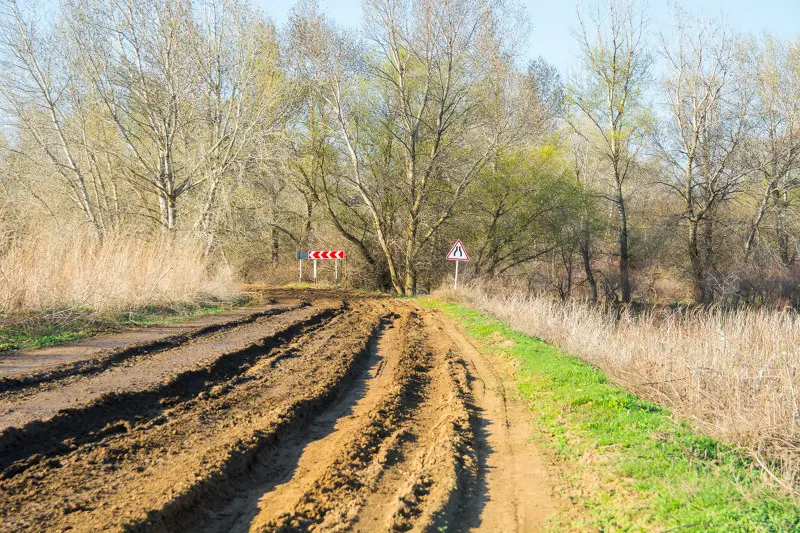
<box><xmin>308</xmin><ymin>250</ymin><xmax>345</xmax><ymax>259</ymax></box>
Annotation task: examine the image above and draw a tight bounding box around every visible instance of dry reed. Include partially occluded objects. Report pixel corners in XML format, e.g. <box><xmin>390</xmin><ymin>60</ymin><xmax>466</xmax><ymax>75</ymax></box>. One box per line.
<box><xmin>0</xmin><ymin>230</ymin><xmax>234</xmax><ymax>314</ymax></box>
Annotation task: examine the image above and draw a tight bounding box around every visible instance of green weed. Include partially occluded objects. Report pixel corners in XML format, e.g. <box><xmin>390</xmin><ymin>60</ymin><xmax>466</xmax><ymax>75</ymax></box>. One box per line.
<box><xmin>0</xmin><ymin>300</ymin><xmax>249</xmax><ymax>354</ymax></box>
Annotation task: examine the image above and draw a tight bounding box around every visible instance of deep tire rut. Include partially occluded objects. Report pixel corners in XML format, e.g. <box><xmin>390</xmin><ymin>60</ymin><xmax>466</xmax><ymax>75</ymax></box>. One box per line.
<box><xmin>256</xmin><ymin>310</ymin><xmax>433</xmax><ymax>532</ymax></box>
<box><xmin>0</xmin><ymin>302</ymin><xmax>303</xmax><ymax>396</ymax></box>
<box><xmin>0</xmin><ymin>303</ymin><xmax>342</xmax><ymax>479</ymax></box>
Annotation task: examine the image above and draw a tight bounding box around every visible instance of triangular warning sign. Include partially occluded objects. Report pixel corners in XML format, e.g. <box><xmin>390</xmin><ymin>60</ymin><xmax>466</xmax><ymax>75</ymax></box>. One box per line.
<box><xmin>446</xmin><ymin>240</ymin><xmax>469</xmax><ymax>261</ymax></box>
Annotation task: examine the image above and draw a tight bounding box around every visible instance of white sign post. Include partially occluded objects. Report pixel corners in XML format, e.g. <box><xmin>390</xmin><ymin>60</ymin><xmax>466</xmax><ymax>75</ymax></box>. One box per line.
<box><xmin>306</xmin><ymin>250</ymin><xmax>345</xmax><ymax>285</ymax></box>
<box><xmin>446</xmin><ymin>239</ymin><xmax>470</xmax><ymax>290</ymax></box>
<box><xmin>296</xmin><ymin>251</ymin><xmax>309</xmax><ymax>282</ymax></box>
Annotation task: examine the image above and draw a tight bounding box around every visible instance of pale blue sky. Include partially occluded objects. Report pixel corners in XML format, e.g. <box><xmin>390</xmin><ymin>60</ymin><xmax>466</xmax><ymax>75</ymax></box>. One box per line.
<box><xmin>256</xmin><ymin>0</ymin><xmax>800</xmax><ymax>77</ymax></box>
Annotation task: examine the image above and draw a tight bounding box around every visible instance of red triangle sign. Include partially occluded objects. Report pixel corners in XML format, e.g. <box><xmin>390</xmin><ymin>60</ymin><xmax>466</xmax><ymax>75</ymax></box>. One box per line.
<box><xmin>446</xmin><ymin>240</ymin><xmax>469</xmax><ymax>261</ymax></box>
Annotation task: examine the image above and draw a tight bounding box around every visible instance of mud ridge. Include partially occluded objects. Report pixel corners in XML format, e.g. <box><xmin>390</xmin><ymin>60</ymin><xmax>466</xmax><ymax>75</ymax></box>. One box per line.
<box><xmin>0</xmin><ymin>303</ymin><xmax>306</xmax><ymax>397</ymax></box>
<box><xmin>0</xmin><ymin>304</ymin><xmax>339</xmax><ymax>477</ymax></box>
<box><xmin>427</xmin><ymin>350</ymin><xmax>480</xmax><ymax>533</ymax></box>
<box><xmin>260</xmin><ymin>310</ymin><xmax>432</xmax><ymax>532</ymax></box>
<box><xmin>0</xmin><ymin>301</ymin><xmax>385</xmax><ymax>532</ymax></box>
<box><xmin>129</xmin><ymin>311</ymin><xmax>391</xmax><ymax>533</ymax></box>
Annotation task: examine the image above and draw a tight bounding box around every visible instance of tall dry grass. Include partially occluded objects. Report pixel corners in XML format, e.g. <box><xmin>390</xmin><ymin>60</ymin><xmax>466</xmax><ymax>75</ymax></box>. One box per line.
<box><xmin>0</xmin><ymin>230</ymin><xmax>235</xmax><ymax>314</ymax></box>
<box><xmin>446</xmin><ymin>282</ymin><xmax>800</xmax><ymax>493</ymax></box>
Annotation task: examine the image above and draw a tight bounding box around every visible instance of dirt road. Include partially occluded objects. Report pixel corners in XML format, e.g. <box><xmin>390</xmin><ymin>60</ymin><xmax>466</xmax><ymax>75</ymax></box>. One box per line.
<box><xmin>0</xmin><ymin>289</ymin><xmax>555</xmax><ymax>532</ymax></box>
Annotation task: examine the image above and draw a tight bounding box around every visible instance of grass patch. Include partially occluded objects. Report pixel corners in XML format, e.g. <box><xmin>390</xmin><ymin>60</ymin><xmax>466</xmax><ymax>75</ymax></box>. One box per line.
<box><xmin>427</xmin><ymin>299</ymin><xmax>800</xmax><ymax>532</ymax></box>
<box><xmin>0</xmin><ymin>296</ymin><xmax>253</xmax><ymax>354</ymax></box>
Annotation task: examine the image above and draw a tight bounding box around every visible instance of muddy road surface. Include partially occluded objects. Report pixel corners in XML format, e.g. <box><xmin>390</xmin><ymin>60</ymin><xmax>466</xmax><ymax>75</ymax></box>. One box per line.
<box><xmin>0</xmin><ymin>289</ymin><xmax>555</xmax><ymax>532</ymax></box>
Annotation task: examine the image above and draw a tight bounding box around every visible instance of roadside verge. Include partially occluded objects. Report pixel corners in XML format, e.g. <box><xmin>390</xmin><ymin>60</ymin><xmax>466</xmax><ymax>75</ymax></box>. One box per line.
<box><xmin>428</xmin><ymin>300</ymin><xmax>799</xmax><ymax>532</ymax></box>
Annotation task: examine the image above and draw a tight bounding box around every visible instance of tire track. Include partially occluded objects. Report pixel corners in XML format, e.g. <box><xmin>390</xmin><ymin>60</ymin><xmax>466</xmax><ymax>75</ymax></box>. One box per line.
<box><xmin>183</xmin><ymin>310</ymin><xmax>405</xmax><ymax>533</ymax></box>
<box><xmin>0</xmin><ymin>302</ymin><xmax>304</xmax><ymax>396</ymax></box>
<box><xmin>0</xmin><ymin>300</ymin><xmax>386</xmax><ymax>533</ymax></box>
<box><xmin>434</xmin><ymin>314</ymin><xmax>557</xmax><ymax>532</ymax></box>
<box><xmin>355</xmin><ymin>323</ymin><xmax>479</xmax><ymax>533</ymax></box>
<box><xmin>0</xmin><ymin>291</ymin><xmax>557</xmax><ymax>532</ymax></box>
<box><xmin>0</xmin><ymin>303</ymin><xmax>342</xmax><ymax>477</ymax></box>
<box><xmin>223</xmin><ymin>307</ymin><xmax>480</xmax><ymax>533</ymax></box>
<box><xmin>255</xmin><ymin>309</ymin><xmax>433</xmax><ymax>532</ymax></box>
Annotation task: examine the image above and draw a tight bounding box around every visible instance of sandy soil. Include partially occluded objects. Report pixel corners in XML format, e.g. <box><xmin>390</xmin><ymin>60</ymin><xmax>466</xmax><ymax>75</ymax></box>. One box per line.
<box><xmin>0</xmin><ymin>289</ymin><xmax>556</xmax><ymax>532</ymax></box>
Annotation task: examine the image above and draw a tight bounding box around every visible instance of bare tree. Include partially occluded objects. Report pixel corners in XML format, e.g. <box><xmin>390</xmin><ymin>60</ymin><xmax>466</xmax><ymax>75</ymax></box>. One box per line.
<box><xmin>571</xmin><ymin>0</ymin><xmax>652</xmax><ymax>303</ymax></box>
<box><xmin>657</xmin><ymin>11</ymin><xmax>750</xmax><ymax>303</ymax></box>
<box><xmin>190</xmin><ymin>0</ymin><xmax>288</xmax><ymax>253</ymax></box>
<box><xmin>64</xmin><ymin>0</ymin><xmax>196</xmax><ymax>230</ymax></box>
<box><xmin>743</xmin><ymin>35</ymin><xmax>800</xmax><ymax>265</ymax></box>
<box><xmin>0</xmin><ymin>0</ymin><xmax>105</xmax><ymax>236</ymax></box>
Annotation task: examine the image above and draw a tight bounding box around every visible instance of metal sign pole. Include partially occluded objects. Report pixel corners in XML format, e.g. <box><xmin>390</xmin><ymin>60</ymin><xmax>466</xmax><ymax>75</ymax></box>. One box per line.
<box><xmin>313</xmin><ymin>259</ymin><xmax>317</xmax><ymax>284</ymax></box>
<box><xmin>299</xmin><ymin>259</ymin><xmax>303</xmax><ymax>282</ymax></box>
<box><xmin>335</xmin><ymin>259</ymin><xmax>338</xmax><ymax>283</ymax></box>
<box><xmin>447</xmin><ymin>240</ymin><xmax>469</xmax><ymax>291</ymax></box>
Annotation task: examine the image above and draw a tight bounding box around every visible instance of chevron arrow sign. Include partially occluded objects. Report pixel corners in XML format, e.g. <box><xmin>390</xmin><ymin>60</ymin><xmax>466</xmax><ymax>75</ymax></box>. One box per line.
<box><xmin>308</xmin><ymin>250</ymin><xmax>345</xmax><ymax>260</ymax></box>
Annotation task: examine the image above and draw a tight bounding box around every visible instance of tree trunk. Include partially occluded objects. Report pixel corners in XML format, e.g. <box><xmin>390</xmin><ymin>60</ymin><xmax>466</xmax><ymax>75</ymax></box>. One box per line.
<box><xmin>744</xmin><ymin>178</ymin><xmax>776</xmax><ymax>260</ymax></box>
<box><xmin>562</xmin><ymin>252</ymin><xmax>573</xmax><ymax>302</ymax></box>
<box><xmin>158</xmin><ymin>191</ymin><xmax>178</xmax><ymax>230</ymax></box>
<box><xmin>688</xmin><ymin>218</ymin><xmax>707</xmax><ymax>304</ymax></box>
<box><xmin>158</xmin><ymin>152</ymin><xmax>178</xmax><ymax>230</ymax></box>
<box><xmin>168</xmin><ymin>195</ymin><xmax>177</xmax><ymax>230</ymax></box>
<box><xmin>775</xmin><ymin>189</ymin><xmax>793</xmax><ymax>266</ymax></box>
<box><xmin>403</xmin><ymin>213</ymin><xmax>418</xmax><ymax>295</ymax></box>
<box><xmin>381</xmin><ymin>239</ymin><xmax>404</xmax><ymax>295</ymax></box>
<box><xmin>271</xmin><ymin>227</ymin><xmax>280</xmax><ymax>267</ymax></box>
<box><xmin>197</xmin><ymin>175</ymin><xmax>220</xmax><ymax>254</ymax></box>
<box><xmin>702</xmin><ymin>217</ymin><xmax>714</xmax><ymax>302</ymax></box>
<box><xmin>300</xmin><ymin>198</ymin><xmax>313</xmax><ymax>249</ymax></box>
<box><xmin>616</xmin><ymin>187</ymin><xmax>631</xmax><ymax>303</ymax></box>
<box><xmin>197</xmin><ymin>176</ymin><xmax>219</xmax><ymax>230</ymax></box>
<box><xmin>403</xmin><ymin>268</ymin><xmax>417</xmax><ymax>296</ymax></box>
<box><xmin>581</xmin><ymin>218</ymin><xmax>598</xmax><ymax>304</ymax></box>
<box><xmin>703</xmin><ymin>217</ymin><xmax>714</xmax><ymax>266</ymax></box>
<box><xmin>269</xmin><ymin>191</ymin><xmax>281</xmax><ymax>267</ymax></box>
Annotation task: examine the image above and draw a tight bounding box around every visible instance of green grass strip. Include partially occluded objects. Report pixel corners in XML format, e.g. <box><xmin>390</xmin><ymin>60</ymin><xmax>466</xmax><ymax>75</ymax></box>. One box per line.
<box><xmin>0</xmin><ymin>298</ymin><xmax>251</xmax><ymax>354</ymax></box>
<box><xmin>427</xmin><ymin>299</ymin><xmax>800</xmax><ymax>532</ymax></box>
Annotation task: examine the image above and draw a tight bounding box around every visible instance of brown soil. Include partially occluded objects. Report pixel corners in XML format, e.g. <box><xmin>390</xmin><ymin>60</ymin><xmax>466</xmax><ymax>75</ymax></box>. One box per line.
<box><xmin>0</xmin><ymin>289</ymin><xmax>556</xmax><ymax>532</ymax></box>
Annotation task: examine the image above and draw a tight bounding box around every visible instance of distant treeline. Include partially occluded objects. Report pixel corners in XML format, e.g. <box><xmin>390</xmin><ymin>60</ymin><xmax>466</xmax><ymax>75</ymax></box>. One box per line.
<box><xmin>0</xmin><ymin>0</ymin><xmax>798</xmax><ymax>305</ymax></box>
